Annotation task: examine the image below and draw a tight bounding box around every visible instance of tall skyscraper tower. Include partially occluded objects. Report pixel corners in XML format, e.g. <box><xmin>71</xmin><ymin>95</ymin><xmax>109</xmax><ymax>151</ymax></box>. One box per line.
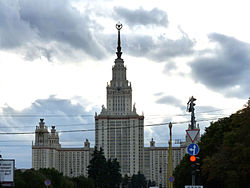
<box><xmin>95</xmin><ymin>22</ymin><xmax>144</xmax><ymax>176</ymax></box>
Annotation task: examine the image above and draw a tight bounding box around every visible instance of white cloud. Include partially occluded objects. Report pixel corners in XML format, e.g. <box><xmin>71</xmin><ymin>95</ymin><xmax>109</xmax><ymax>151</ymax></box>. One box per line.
<box><xmin>0</xmin><ymin>0</ymin><xmax>248</xmax><ymax>168</ymax></box>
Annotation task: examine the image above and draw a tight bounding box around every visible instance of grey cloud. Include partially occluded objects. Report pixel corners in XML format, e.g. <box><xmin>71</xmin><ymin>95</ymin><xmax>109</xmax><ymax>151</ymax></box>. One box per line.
<box><xmin>0</xmin><ymin>0</ymin><xmax>37</xmax><ymax>49</ymax></box>
<box><xmin>124</xmin><ymin>34</ymin><xmax>195</xmax><ymax>61</ymax></box>
<box><xmin>0</xmin><ymin>1</ymin><xmax>193</xmax><ymax>62</ymax></box>
<box><xmin>189</xmin><ymin>33</ymin><xmax>250</xmax><ymax>98</ymax></box>
<box><xmin>0</xmin><ymin>95</ymin><xmax>96</xmax><ymax>167</ymax></box>
<box><xmin>154</xmin><ymin>92</ymin><xmax>164</xmax><ymax>96</ymax></box>
<box><xmin>195</xmin><ymin>106</ymin><xmax>219</xmax><ymax>113</ymax></box>
<box><xmin>100</xmin><ymin>33</ymin><xmax>195</xmax><ymax>62</ymax></box>
<box><xmin>156</xmin><ymin>95</ymin><xmax>183</xmax><ymax>108</ymax></box>
<box><xmin>1</xmin><ymin>95</ymin><xmax>95</xmax><ymax>141</ymax></box>
<box><xmin>114</xmin><ymin>7</ymin><xmax>168</xmax><ymax>27</ymax></box>
<box><xmin>164</xmin><ymin>61</ymin><xmax>177</xmax><ymax>73</ymax></box>
<box><xmin>0</xmin><ymin>0</ymin><xmax>106</xmax><ymax>61</ymax></box>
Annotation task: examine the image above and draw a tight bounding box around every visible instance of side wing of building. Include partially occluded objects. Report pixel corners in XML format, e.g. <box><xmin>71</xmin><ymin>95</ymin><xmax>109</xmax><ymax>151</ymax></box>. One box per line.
<box><xmin>32</xmin><ymin>119</ymin><xmax>93</xmax><ymax>177</ymax></box>
<box><xmin>144</xmin><ymin>139</ymin><xmax>186</xmax><ymax>188</ymax></box>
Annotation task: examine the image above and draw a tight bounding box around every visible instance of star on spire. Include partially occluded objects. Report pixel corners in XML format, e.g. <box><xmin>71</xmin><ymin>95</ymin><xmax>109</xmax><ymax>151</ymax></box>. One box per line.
<box><xmin>116</xmin><ymin>22</ymin><xmax>123</xmax><ymax>59</ymax></box>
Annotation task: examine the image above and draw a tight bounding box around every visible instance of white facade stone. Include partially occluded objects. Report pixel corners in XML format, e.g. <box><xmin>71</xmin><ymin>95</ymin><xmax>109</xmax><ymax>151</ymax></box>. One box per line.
<box><xmin>95</xmin><ymin>56</ymin><xmax>144</xmax><ymax>176</ymax></box>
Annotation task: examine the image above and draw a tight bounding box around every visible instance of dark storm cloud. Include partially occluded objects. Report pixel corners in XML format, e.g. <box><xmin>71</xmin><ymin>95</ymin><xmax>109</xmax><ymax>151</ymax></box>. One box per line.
<box><xmin>156</xmin><ymin>95</ymin><xmax>183</xmax><ymax>108</ymax></box>
<box><xmin>0</xmin><ymin>0</ymin><xmax>37</xmax><ymax>48</ymax></box>
<box><xmin>0</xmin><ymin>0</ymin><xmax>105</xmax><ymax>61</ymax></box>
<box><xmin>189</xmin><ymin>33</ymin><xmax>250</xmax><ymax>98</ymax></box>
<box><xmin>114</xmin><ymin>7</ymin><xmax>168</xmax><ymax>27</ymax></box>
<box><xmin>111</xmin><ymin>7</ymin><xmax>194</xmax><ymax>61</ymax></box>
<box><xmin>125</xmin><ymin>34</ymin><xmax>194</xmax><ymax>61</ymax></box>
<box><xmin>0</xmin><ymin>0</ymin><xmax>194</xmax><ymax>62</ymax></box>
<box><xmin>0</xmin><ymin>96</ymin><xmax>95</xmax><ymax>144</ymax></box>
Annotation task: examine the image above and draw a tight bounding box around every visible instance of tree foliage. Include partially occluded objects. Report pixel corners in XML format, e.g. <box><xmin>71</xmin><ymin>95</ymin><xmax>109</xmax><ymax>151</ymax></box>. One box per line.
<box><xmin>14</xmin><ymin>168</ymin><xmax>94</xmax><ymax>188</ymax></box>
<box><xmin>174</xmin><ymin>100</ymin><xmax>250</xmax><ymax>188</ymax></box>
<box><xmin>88</xmin><ymin>147</ymin><xmax>122</xmax><ymax>188</ymax></box>
<box><xmin>121</xmin><ymin>172</ymin><xmax>148</xmax><ymax>188</ymax></box>
<box><xmin>106</xmin><ymin>158</ymin><xmax>122</xmax><ymax>187</ymax></box>
<box><xmin>72</xmin><ymin>175</ymin><xmax>94</xmax><ymax>188</ymax></box>
<box><xmin>14</xmin><ymin>168</ymin><xmax>74</xmax><ymax>188</ymax></box>
<box><xmin>14</xmin><ymin>169</ymin><xmax>45</xmax><ymax>188</ymax></box>
<box><xmin>131</xmin><ymin>171</ymin><xmax>147</xmax><ymax>188</ymax></box>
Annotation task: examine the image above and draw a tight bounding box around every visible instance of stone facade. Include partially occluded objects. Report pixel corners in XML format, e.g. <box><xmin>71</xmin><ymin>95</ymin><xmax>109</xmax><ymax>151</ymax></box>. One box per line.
<box><xmin>32</xmin><ymin>120</ymin><xmax>198</xmax><ymax>187</ymax></box>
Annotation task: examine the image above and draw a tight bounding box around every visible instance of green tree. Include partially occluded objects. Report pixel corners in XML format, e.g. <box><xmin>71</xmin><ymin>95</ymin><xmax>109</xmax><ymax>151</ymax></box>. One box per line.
<box><xmin>106</xmin><ymin>158</ymin><xmax>122</xmax><ymax>188</ymax></box>
<box><xmin>88</xmin><ymin>147</ymin><xmax>122</xmax><ymax>188</ymax></box>
<box><xmin>201</xmin><ymin>103</ymin><xmax>250</xmax><ymax>188</ymax></box>
<box><xmin>173</xmin><ymin>155</ymin><xmax>193</xmax><ymax>188</ymax></box>
<box><xmin>39</xmin><ymin>168</ymin><xmax>66</xmax><ymax>188</ymax></box>
<box><xmin>122</xmin><ymin>174</ymin><xmax>129</xmax><ymax>187</ymax></box>
<box><xmin>14</xmin><ymin>169</ymin><xmax>45</xmax><ymax>188</ymax></box>
<box><xmin>14</xmin><ymin>168</ymin><xmax>75</xmax><ymax>188</ymax></box>
<box><xmin>131</xmin><ymin>171</ymin><xmax>147</xmax><ymax>188</ymax></box>
<box><xmin>88</xmin><ymin>147</ymin><xmax>108</xmax><ymax>188</ymax></box>
<box><xmin>174</xmin><ymin>100</ymin><xmax>250</xmax><ymax>188</ymax></box>
<box><xmin>72</xmin><ymin>175</ymin><xmax>94</xmax><ymax>188</ymax></box>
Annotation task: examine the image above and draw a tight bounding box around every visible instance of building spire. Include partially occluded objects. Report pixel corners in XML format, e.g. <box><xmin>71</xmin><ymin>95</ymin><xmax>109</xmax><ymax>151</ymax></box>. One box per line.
<box><xmin>116</xmin><ymin>22</ymin><xmax>123</xmax><ymax>59</ymax></box>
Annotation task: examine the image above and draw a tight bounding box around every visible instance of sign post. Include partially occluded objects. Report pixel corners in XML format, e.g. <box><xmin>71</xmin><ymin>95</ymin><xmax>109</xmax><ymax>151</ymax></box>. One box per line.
<box><xmin>187</xmin><ymin>143</ymin><xmax>200</xmax><ymax>186</ymax></box>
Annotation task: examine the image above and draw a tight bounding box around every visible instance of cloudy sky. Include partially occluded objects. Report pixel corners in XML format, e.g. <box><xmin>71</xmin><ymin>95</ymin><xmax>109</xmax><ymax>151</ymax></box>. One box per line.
<box><xmin>0</xmin><ymin>0</ymin><xmax>249</xmax><ymax>168</ymax></box>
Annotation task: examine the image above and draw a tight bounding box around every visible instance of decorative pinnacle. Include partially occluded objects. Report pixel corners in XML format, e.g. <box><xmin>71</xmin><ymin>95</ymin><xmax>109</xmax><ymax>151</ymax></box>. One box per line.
<box><xmin>116</xmin><ymin>22</ymin><xmax>123</xmax><ymax>59</ymax></box>
<box><xmin>116</xmin><ymin>22</ymin><xmax>123</xmax><ymax>30</ymax></box>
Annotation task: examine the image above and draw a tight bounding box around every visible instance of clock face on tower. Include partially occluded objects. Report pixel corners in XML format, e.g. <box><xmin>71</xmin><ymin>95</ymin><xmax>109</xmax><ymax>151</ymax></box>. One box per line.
<box><xmin>117</xmin><ymin>87</ymin><xmax>121</xmax><ymax>91</ymax></box>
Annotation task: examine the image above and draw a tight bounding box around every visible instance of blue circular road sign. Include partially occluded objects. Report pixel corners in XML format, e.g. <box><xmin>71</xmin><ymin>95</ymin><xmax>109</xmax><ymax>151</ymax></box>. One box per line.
<box><xmin>187</xmin><ymin>143</ymin><xmax>199</xmax><ymax>155</ymax></box>
<box><xmin>44</xmin><ymin>179</ymin><xmax>51</xmax><ymax>186</ymax></box>
<box><xmin>169</xmin><ymin>176</ymin><xmax>175</xmax><ymax>182</ymax></box>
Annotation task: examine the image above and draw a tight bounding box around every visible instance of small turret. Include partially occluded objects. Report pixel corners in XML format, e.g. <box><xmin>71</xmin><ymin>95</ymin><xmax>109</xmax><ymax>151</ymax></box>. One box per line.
<box><xmin>35</xmin><ymin>119</ymin><xmax>49</xmax><ymax>146</ymax></box>
<box><xmin>84</xmin><ymin>139</ymin><xmax>90</xmax><ymax>148</ymax></box>
<box><xmin>51</xmin><ymin>126</ymin><xmax>56</xmax><ymax>134</ymax></box>
<box><xmin>48</xmin><ymin>125</ymin><xmax>61</xmax><ymax>148</ymax></box>
<box><xmin>150</xmin><ymin>138</ymin><xmax>155</xmax><ymax>147</ymax></box>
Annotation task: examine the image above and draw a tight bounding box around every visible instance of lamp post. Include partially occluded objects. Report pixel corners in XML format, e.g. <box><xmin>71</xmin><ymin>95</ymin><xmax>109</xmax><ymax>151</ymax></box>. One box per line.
<box><xmin>167</xmin><ymin>122</ymin><xmax>173</xmax><ymax>188</ymax></box>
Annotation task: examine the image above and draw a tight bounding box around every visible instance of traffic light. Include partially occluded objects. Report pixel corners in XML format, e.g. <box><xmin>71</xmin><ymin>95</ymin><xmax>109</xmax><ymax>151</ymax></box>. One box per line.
<box><xmin>190</xmin><ymin>155</ymin><xmax>201</xmax><ymax>175</ymax></box>
<box><xmin>194</xmin><ymin>157</ymin><xmax>200</xmax><ymax>172</ymax></box>
<box><xmin>190</xmin><ymin>155</ymin><xmax>196</xmax><ymax>162</ymax></box>
<box><xmin>189</xmin><ymin>155</ymin><xmax>201</xmax><ymax>185</ymax></box>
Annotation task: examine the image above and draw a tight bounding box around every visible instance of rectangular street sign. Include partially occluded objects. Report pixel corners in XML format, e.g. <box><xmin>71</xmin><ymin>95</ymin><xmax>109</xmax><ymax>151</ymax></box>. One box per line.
<box><xmin>0</xmin><ymin>159</ymin><xmax>15</xmax><ymax>187</ymax></box>
<box><xmin>185</xmin><ymin>186</ymin><xmax>203</xmax><ymax>188</ymax></box>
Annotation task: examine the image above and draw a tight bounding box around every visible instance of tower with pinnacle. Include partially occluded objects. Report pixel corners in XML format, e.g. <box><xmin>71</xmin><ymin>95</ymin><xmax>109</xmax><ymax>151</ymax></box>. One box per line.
<box><xmin>95</xmin><ymin>22</ymin><xmax>144</xmax><ymax>176</ymax></box>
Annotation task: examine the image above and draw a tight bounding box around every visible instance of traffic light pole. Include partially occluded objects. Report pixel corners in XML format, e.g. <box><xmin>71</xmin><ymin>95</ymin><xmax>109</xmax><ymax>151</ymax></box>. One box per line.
<box><xmin>190</xmin><ymin>156</ymin><xmax>197</xmax><ymax>186</ymax></box>
<box><xmin>187</xmin><ymin>96</ymin><xmax>198</xmax><ymax>186</ymax></box>
<box><xmin>192</xmin><ymin>170</ymin><xmax>195</xmax><ymax>186</ymax></box>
